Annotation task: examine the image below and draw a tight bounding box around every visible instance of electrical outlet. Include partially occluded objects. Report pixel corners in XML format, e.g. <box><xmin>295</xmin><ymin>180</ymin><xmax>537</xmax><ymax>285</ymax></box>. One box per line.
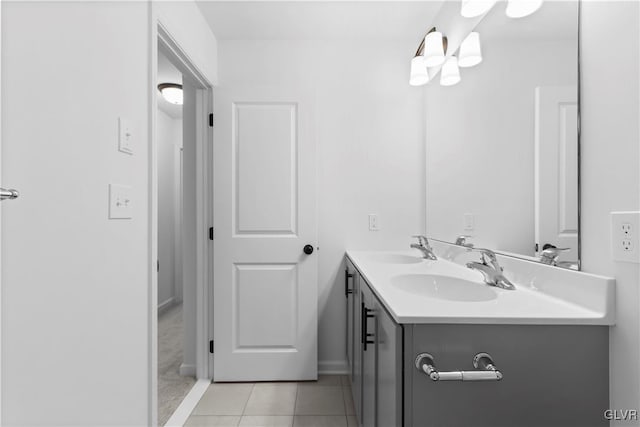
<box><xmin>611</xmin><ymin>212</ymin><xmax>640</xmax><ymax>263</ymax></box>
<box><xmin>464</xmin><ymin>213</ymin><xmax>475</xmax><ymax>231</ymax></box>
<box><xmin>368</xmin><ymin>214</ymin><xmax>380</xmax><ymax>231</ymax></box>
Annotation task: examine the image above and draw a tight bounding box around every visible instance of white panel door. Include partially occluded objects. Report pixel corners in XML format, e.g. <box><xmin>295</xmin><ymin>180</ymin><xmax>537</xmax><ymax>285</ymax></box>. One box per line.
<box><xmin>213</xmin><ymin>87</ymin><xmax>317</xmax><ymax>381</ymax></box>
<box><xmin>535</xmin><ymin>86</ymin><xmax>578</xmax><ymax>262</ymax></box>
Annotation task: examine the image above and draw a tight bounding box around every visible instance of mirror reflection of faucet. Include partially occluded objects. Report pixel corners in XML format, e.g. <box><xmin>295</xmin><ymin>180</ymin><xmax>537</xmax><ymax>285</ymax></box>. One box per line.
<box><xmin>539</xmin><ymin>244</ymin><xmax>570</xmax><ymax>266</ymax></box>
<box><xmin>466</xmin><ymin>248</ymin><xmax>516</xmax><ymax>290</ymax></box>
<box><xmin>455</xmin><ymin>235</ymin><xmax>474</xmax><ymax>248</ymax></box>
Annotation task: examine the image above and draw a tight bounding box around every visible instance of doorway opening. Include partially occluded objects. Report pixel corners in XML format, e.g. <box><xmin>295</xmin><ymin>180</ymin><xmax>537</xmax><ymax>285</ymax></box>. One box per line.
<box><xmin>156</xmin><ymin>48</ymin><xmax>191</xmax><ymax>426</ymax></box>
<box><xmin>153</xmin><ymin>25</ymin><xmax>214</xmax><ymax>426</ymax></box>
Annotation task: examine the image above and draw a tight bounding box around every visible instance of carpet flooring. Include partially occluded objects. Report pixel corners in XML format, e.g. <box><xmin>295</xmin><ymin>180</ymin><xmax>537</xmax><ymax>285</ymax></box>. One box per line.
<box><xmin>159</xmin><ymin>303</ymin><xmax>196</xmax><ymax>426</ymax></box>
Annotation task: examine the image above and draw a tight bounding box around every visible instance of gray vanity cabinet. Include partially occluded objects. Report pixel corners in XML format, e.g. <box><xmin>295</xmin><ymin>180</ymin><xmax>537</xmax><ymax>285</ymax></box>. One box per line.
<box><xmin>345</xmin><ymin>256</ymin><xmax>609</xmax><ymax>427</ymax></box>
<box><xmin>346</xmin><ymin>259</ymin><xmax>402</xmax><ymax>427</ymax></box>
<box><xmin>345</xmin><ymin>260</ymin><xmax>362</xmax><ymax>423</ymax></box>
<box><xmin>373</xmin><ymin>291</ymin><xmax>402</xmax><ymax>427</ymax></box>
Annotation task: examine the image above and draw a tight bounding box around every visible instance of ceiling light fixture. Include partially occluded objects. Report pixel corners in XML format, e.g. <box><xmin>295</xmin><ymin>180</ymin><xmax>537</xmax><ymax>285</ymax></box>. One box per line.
<box><xmin>458</xmin><ymin>32</ymin><xmax>483</xmax><ymax>68</ymax></box>
<box><xmin>158</xmin><ymin>83</ymin><xmax>183</xmax><ymax>105</ymax></box>
<box><xmin>505</xmin><ymin>0</ymin><xmax>543</xmax><ymax>18</ymax></box>
<box><xmin>460</xmin><ymin>0</ymin><xmax>497</xmax><ymax>18</ymax></box>
<box><xmin>440</xmin><ymin>56</ymin><xmax>461</xmax><ymax>86</ymax></box>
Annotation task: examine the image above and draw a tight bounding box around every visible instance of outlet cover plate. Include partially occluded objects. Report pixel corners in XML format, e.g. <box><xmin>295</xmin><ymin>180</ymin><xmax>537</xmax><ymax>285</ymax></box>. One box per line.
<box><xmin>611</xmin><ymin>211</ymin><xmax>640</xmax><ymax>263</ymax></box>
<box><xmin>368</xmin><ymin>214</ymin><xmax>380</xmax><ymax>231</ymax></box>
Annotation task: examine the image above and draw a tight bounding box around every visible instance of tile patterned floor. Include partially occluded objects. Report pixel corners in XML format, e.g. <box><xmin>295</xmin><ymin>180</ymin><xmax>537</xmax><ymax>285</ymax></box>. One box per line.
<box><xmin>185</xmin><ymin>375</ymin><xmax>357</xmax><ymax>427</ymax></box>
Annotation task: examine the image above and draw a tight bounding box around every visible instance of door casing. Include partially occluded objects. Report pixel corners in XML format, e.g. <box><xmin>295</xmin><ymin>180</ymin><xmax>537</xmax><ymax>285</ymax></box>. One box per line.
<box><xmin>149</xmin><ymin>16</ymin><xmax>214</xmax><ymax>427</ymax></box>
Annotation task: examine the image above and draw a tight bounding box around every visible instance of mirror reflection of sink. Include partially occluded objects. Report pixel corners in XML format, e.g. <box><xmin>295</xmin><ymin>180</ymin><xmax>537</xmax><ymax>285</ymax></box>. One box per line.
<box><xmin>366</xmin><ymin>254</ymin><xmax>422</xmax><ymax>264</ymax></box>
<box><xmin>391</xmin><ymin>274</ymin><xmax>498</xmax><ymax>302</ymax></box>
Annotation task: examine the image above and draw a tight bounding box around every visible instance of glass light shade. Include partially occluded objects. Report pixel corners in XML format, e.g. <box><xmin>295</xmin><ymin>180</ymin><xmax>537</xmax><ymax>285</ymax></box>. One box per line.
<box><xmin>460</xmin><ymin>0</ymin><xmax>497</xmax><ymax>18</ymax></box>
<box><xmin>458</xmin><ymin>32</ymin><xmax>483</xmax><ymax>68</ymax></box>
<box><xmin>409</xmin><ymin>56</ymin><xmax>430</xmax><ymax>86</ymax></box>
<box><xmin>159</xmin><ymin>85</ymin><xmax>183</xmax><ymax>105</ymax></box>
<box><xmin>440</xmin><ymin>56</ymin><xmax>461</xmax><ymax>86</ymax></box>
<box><xmin>423</xmin><ymin>31</ymin><xmax>446</xmax><ymax>67</ymax></box>
<box><xmin>506</xmin><ymin>0</ymin><xmax>543</xmax><ymax>18</ymax></box>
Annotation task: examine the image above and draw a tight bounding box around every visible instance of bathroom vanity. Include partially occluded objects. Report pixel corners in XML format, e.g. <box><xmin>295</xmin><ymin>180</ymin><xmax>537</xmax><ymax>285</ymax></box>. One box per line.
<box><xmin>345</xmin><ymin>246</ymin><xmax>614</xmax><ymax>427</ymax></box>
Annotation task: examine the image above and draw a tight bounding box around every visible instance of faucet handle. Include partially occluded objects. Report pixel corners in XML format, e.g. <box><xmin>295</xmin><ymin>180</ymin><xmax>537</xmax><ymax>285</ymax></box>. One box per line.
<box><xmin>476</xmin><ymin>248</ymin><xmax>501</xmax><ymax>270</ymax></box>
<box><xmin>540</xmin><ymin>246</ymin><xmax>570</xmax><ymax>265</ymax></box>
<box><xmin>411</xmin><ymin>235</ymin><xmax>428</xmax><ymax>246</ymax></box>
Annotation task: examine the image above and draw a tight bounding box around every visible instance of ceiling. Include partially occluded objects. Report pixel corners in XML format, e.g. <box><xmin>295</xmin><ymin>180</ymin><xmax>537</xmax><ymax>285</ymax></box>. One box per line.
<box><xmin>197</xmin><ymin>1</ymin><xmax>577</xmax><ymax>46</ymax></box>
<box><xmin>157</xmin><ymin>50</ymin><xmax>183</xmax><ymax>119</ymax></box>
<box><xmin>196</xmin><ymin>1</ymin><xmax>444</xmax><ymax>41</ymax></box>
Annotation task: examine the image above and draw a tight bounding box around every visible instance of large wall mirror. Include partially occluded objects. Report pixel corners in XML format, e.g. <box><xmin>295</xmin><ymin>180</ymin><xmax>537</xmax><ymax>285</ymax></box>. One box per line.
<box><xmin>425</xmin><ymin>0</ymin><xmax>580</xmax><ymax>268</ymax></box>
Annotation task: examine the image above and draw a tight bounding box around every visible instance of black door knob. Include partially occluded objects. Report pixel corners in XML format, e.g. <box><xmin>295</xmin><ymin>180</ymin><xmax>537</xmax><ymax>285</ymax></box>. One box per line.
<box><xmin>303</xmin><ymin>244</ymin><xmax>314</xmax><ymax>255</ymax></box>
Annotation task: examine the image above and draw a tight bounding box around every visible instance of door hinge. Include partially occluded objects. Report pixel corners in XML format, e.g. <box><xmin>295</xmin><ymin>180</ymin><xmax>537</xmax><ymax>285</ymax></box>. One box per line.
<box><xmin>157</xmin><ymin>260</ymin><xmax>159</xmax><ymax>272</ymax></box>
<box><xmin>209</xmin><ymin>227</ymin><xmax>214</xmax><ymax>240</ymax></box>
<box><xmin>209</xmin><ymin>113</ymin><xmax>214</xmax><ymax>127</ymax></box>
<box><xmin>535</xmin><ymin>243</ymin><xmax>539</xmax><ymax>252</ymax></box>
<box><xmin>209</xmin><ymin>340</ymin><xmax>214</xmax><ymax>354</ymax></box>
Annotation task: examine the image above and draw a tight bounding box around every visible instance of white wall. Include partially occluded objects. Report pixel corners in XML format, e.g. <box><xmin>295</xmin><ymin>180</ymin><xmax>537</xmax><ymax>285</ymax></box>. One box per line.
<box><xmin>426</xmin><ymin>38</ymin><xmax>577</xmax><ymax>255</ymax></box>
<box><xmin>157</xmin><ymin>109</ymin><xmax>183</xmax><ymax>310</ymax></box>
<box><xmin>1</xmin><ymin>1</ymin><xmax>217</xmax><ymax>425</ymax></box>
<box><xmin>2</xmin><ymin>2</ymin><xmax>150</xmax><ymax>425</ymax></box>
<box><xmin>218</xmin><ymin>39</ymin><xmax>426</xmax><ymax>371</ymax></box>
<box><xmin>580</xmin><ymin>2</ymin><xmax>640</xmax><ymax>422</ymax></box>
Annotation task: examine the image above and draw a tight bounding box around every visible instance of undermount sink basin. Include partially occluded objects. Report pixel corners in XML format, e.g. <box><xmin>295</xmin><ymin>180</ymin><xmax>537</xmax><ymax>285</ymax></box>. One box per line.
<box><xmin>391</xmin><ymin>274</ymin><xmax>497</xmax><ymax>302</ymax></box>
<box><xmin>365</xmin><ymin>253</ymin><xmax>422</xmax><ymax>264</ymax></box>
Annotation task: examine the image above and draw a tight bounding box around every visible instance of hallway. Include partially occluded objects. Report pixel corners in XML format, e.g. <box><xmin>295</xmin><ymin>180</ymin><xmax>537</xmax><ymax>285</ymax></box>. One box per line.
<box><xmin>159</xmin><ymin>304</ymin><xmax>196</xmax><ymax>425</ymax></box>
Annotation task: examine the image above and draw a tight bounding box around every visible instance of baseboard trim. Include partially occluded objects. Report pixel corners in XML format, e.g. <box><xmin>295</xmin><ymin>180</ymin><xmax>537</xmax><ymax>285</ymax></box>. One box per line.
<box><xmin>164</xmin><ymin>378</ymin><xmax>210</xmax><ymax>427</ymax></box>
<box><xmin>158</xmin><ymin>297</ymin><xmax>176</xmax><ymax>316</ymax></box>
<box><xmin>318</xmin><ymin>360</ymin><xmax>349</xmax><ymax>375</ymax></box>
<box><xmin>180</xmin><ymin>363</ymin><xmax>197</xmax><ymax>377</ymax></box>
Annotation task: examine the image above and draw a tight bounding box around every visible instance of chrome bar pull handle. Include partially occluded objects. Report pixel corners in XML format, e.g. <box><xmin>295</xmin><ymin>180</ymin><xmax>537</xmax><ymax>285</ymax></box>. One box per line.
<box><xmin>0</xmin><ymin>188</ymin><xmax>19</xmax><ymax>201</ymax></box>
<box><xmin>415</xmin><ymin>352</ymin><xmax>503</xmax><ymax>382</ymax></box>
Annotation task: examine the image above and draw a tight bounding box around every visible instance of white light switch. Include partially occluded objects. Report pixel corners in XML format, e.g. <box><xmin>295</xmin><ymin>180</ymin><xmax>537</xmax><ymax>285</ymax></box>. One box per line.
<box><xmin>109</xmin><ymin>184</ymin><xmax>133</xmax><ymax>219</ymax></box>
<box><xmin>118</xmin><ymin>117</ymin><xmax>133</xmax><ymax>155</ymax></box>
<box><xmin>611</xmin><ymin>211</ymin><xmax>640</xmax><ymax>263</ymax></box>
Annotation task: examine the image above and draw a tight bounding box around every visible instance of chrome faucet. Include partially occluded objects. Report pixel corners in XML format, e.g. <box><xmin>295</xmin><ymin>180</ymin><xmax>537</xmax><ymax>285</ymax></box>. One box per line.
<box><xmin>455</xmin><ymin>235</ymin><xmax>474</xmax><ymax>248</ymax></box>
<box><xmin>411</xmin><ymin>235</ymin><xmax>437</xmax><ymax>260</ymax></box>
<box><xmin>466</xmin><ymin>248</ymin><xmax>515</xmax><ymax>290</ymax></box>
<box><xmin>539</xmin><ymin>246</ymin><xmax>570</xmax><ymax>266</ymax></box>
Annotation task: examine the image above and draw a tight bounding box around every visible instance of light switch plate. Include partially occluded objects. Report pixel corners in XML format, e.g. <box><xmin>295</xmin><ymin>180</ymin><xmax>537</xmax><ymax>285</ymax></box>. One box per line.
<box><xmin>109</xmin><ymin>184</ymin><xmax>132</xmax><ymax>219</ymax></box>
<box><xmin>611</xmin><ymin>211</ymin><xmax>640</xmax><ymax>263</ymax></box>
<box><xmin>118</xmin><ymin>117</ymin><xmax>133</xmax><ymax>155</ymax></box>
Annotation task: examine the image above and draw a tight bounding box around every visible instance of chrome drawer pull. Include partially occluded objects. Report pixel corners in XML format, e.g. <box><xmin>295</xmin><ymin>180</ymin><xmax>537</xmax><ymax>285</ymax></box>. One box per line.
<box><xmin>0</xmin><ymin>188</ymin><xmax>19</xmax><ymax>201</ymax></box>
<box><xmin>415</xmin><ymin>352</ymin><xmax>503</xmax><ymax>382</ymax></box>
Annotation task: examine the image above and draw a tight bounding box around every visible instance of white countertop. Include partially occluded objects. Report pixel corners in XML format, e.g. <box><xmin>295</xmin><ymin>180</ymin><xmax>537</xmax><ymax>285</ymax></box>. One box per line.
<box><xmin>346</xmin><ymin>248</ymin><xmax>615</xmax><ymax>325</ymax></box>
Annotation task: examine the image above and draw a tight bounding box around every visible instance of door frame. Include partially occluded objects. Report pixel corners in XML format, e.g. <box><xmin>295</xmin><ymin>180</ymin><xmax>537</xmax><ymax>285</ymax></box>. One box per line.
<box><xmin>149</xmin><ymin>17</ymin><xmax>214</xmax><ymax>426</ymax></box>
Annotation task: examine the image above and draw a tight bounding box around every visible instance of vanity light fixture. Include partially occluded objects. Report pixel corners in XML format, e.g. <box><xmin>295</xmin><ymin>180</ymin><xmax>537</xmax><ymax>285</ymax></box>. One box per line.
<box><xmin>440</xmin><ymin>56</ymin><xmax>461</xmax><ymax>86</ymax></box>
<box><xmin>458</xmin><ymin>32</ymin><xmax>482</xmax><ymax>68</ymax></box>
<box><xmin>410</xmin><ymin>56</ymin><xmax>430</xmax><ymax>86</ymax></box>
<box><xmin>158</xmin><ymin>83</ymin><xmax>183</xmax><ymax>105</ymax></box>
<box><xmin>460</xmin><ymin>0</ymin><xmax>497</xmax><ymax>18</ymax></box>
<box><xmin>506</xmin><ymin>0</ymin><xmax>543</xmax><ymax>18</ymax></box>
<box><xmin>423</xmin><ymin>28</ymin><xmax>448</xmax><ymax>68</ymax></box>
